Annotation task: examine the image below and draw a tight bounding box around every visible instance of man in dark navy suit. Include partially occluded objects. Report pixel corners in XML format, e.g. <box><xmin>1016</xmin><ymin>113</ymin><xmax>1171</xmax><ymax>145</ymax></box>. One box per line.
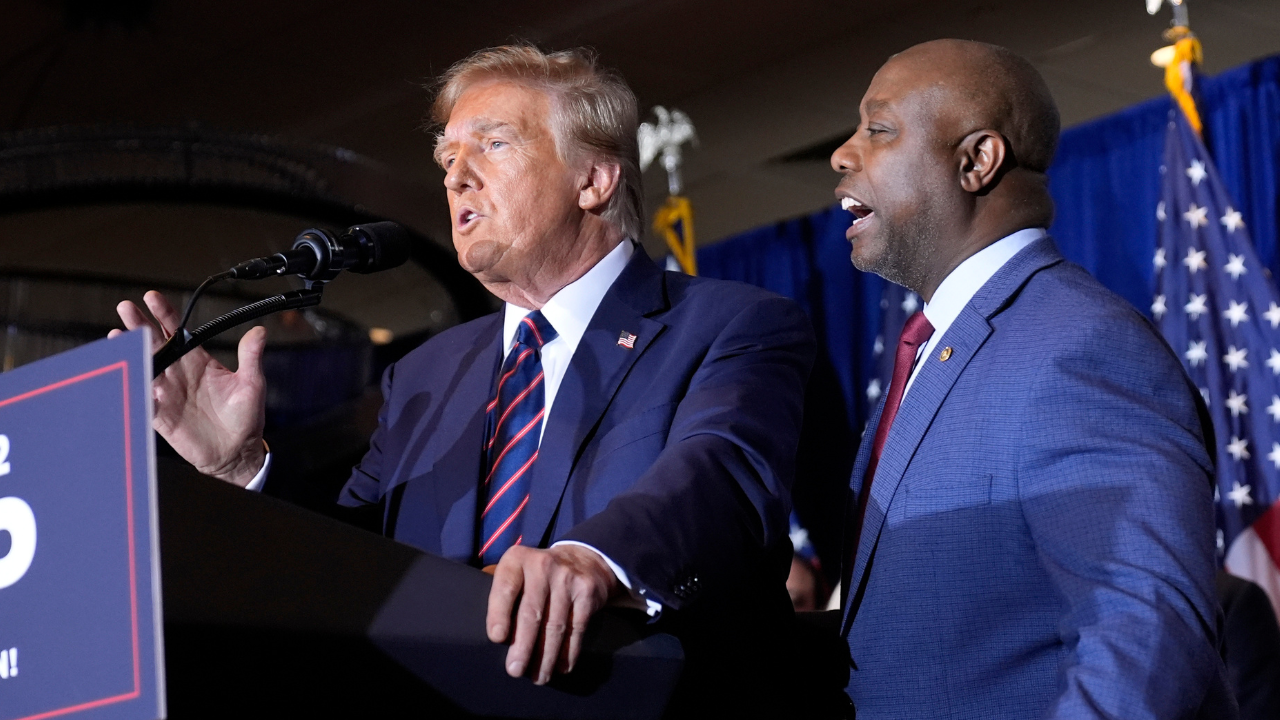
<box><xmin>116</xmin><ymin>45</ymin><xmax>814</xmax><ymax>708</ymax></box>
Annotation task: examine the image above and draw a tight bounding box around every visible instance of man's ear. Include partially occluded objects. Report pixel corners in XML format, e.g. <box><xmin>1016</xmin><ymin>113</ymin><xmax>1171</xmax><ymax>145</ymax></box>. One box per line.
<box><xmin>957</xmin><ymin>130</ymin><xmax>1008</xmax><ymax>194</ymax></box>
<box><xmin>579</xmin><ymin>160</ymin><xmax>622</xmax><ymax>212</ymax></box>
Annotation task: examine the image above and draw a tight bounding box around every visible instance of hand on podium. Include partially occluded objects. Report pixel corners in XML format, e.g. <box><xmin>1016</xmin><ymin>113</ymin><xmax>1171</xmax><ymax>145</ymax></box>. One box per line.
<box><xmin>111</xmin><ymin>291</ymin><xmax>268</xmax><ymax>487</ymax></box>
<box><xmin>487</xmin><ymin>544</ymin><xmax>622</xmax><ymax>685</ymax></box>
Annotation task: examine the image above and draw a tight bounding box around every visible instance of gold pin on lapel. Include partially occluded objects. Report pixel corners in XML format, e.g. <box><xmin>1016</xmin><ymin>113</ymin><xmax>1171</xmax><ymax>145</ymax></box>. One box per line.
<box><xmin>939</xmin><ymin>346</ymin><xmax>953</xmax><ymax>362</ymax></box>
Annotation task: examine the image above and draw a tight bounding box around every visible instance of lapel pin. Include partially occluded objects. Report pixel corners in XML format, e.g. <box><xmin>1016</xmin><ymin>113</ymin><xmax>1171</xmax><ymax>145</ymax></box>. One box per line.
<box><xmin>939</xmin><ymin>346</ymin><xmax>953</xmax><ymax>362</ymax></box>
<box><xmin>617</xmin><ymin>331</ymin><xmax>637</xmax><ymax>349</ymax></box>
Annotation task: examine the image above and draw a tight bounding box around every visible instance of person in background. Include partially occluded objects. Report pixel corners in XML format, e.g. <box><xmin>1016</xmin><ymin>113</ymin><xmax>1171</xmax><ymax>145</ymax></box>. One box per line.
<box><xmin>1216</xmin><ymin>571</ymin><xmax>1280</xmax><ymax>719</ymax></box>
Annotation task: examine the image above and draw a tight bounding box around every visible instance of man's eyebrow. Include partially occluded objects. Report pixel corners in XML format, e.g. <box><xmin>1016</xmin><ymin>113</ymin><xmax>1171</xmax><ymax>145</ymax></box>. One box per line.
<box><xmin>862</xmin><ymin>99</ymin><xmax>892</xmax><ymax>117</ymax></box>
<box><xmin>433</xmin><ymin>118</ymin><xmax>521</xmax><ymax>164</ymax></box>
<box><xmin>469</xmin><ymin>118</ymin><xmax>518</xmax><ymax>135</ymax></box>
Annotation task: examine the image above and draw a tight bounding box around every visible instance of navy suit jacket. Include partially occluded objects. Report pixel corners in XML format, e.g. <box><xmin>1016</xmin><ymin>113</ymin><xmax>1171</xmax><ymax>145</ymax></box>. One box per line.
<box><xmin>841</xmin><ymin>238</ymin><xmax>1235</xmax><ymax>719</ymax></box>
<box><xmin>339</xmin><ymin>248</ymin><xmax>815</xmax><ymax>615</ymax></box>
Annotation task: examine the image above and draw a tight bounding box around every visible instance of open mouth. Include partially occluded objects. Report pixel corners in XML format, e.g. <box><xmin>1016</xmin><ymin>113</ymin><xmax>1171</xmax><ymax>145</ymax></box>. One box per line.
<box><xmin>456</xmin><ymin>207</ymin><xmax>481</xmax><ymax>231</ymax></box>
<box><xmin>841</xmin><ymin>196</ymin><xmax>875</xmax><ymax>234</ymax></box>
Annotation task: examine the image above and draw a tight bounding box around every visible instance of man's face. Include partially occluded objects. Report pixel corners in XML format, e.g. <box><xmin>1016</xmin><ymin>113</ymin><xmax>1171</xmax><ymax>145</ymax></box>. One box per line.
<box><xmin>436</xmin><ymin>81</ymin><xmax>584</xmax><ymax>289</ymax></box>
<box><xmin>830</xmin><ymin>55</ymin><xmax>958</xmax><ymax>290</ymax></box>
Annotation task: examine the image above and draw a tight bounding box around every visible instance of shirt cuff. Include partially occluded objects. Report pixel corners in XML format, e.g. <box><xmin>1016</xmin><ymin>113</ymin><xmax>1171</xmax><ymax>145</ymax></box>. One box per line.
<box><xmin>244</xmin><ymin>452</ymin><xmax>272</xmax><ymax>492</ymax></box>
<box><xmin>552</xmin><ymin>540</ymin><xmax>663</xmax><ymax>617</ymax></box>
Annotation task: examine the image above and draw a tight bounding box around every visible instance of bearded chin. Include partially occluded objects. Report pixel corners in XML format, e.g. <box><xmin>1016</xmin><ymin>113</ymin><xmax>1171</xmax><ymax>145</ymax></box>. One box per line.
<box><xmin>865</xmin><ymin>218</ymin><xmax>939</xmax><ymax>296</ymax></box>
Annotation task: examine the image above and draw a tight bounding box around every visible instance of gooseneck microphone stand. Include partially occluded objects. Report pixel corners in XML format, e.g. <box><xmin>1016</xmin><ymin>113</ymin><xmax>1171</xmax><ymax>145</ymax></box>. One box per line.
<box><xmin>149</xmin><ymin>221</ymin><xmax>411</xmax><ymax>378</ymax></box>
<box><xmin>151</xmin><ymin>280</ymin><xmax>326</xmax><ymax>378</ymax></box>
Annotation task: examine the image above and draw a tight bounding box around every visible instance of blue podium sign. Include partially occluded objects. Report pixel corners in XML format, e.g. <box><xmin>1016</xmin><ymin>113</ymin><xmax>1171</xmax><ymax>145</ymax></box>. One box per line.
<box><xmin>0</xmin><ymin>330</ymin><xmax>163</xmax><ymax>720</ymax></box>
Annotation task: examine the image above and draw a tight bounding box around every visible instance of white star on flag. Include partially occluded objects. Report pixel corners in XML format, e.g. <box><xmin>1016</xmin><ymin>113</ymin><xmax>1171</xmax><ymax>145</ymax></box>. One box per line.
<box><xmin>1270</xmin><ymin>443</ymin><xmax>1280</xmax><ymax>469</ymax></box>
<box><xmin>1221</xmin><ymin>207</ymin><xmax>1245</xmax><ymax>233</ymax></box>
<box><xmin>1185</xmin><ymin>293</ymin><xmax>1208</xmax><ymax>320</ymax></box>
<box><xmin>1266</xmin><ymin>303</ymin><xmax>1280</xmax><ymax>329</ymax></box>
<box><xmin>1186</xmin><ymin>340</ymin><xmax>1208</xmax><ymax>367</ymax></box>
<box><xmin>1154</xmin><ymin>248</ymin><xmax>1167</xmax><ymax>269</ymax></box>
<box><xmin>1157</xmin><ymin>202</ymin><xmax>1167</xmax><ymax>222</ymax></box>
<box><xmin>789</xmin><ymin>525</ymin><xmax>810</xmax><ymax>550</ymax></box>
<box><xmin>1223</xmin><ymin>300</ymin><xmax>1249</xmax><ymax>327</ymax></box>
<box><xmin>1218</xmin><ymin>529</ymin><xmax>1226</xmax><ymax>554</ymax></box>
<box><xmin>1186</xmin><ymin>159</ymin><xmax>1208</xmax><ymax>186</ymax></box>
<box><xmin>1269</xmin><ymin>349</ymin><xmax>1280</xmax><ymax>375</ymax></box>
<box><xmin>1269</xmin><ymin>396</ymin><xmax>1280</xmax><ymax>422</ymax></box>
<box><xmin>1184</xmin><ymin>204</ymin><xmax>1209</xmax><ymax>229</ymax></box>
<box><xmin>1152</xmin><ymin>295</ymin><xmax>1167</xmax><ymax>319</ymax></box>
<box><xmin>1224</xmin><ymin>254</ymin><xmax>1247</xmax><ymax>280</ymax></box>
<box><xmin>1227</xmin><ymin>480</ymin><xmax>1254</xmax><ymax>507</ymax></box>
<box><xmin>1227</xmin><ymin>437</ymin><xmax>1251</xmax><ymax>462</ymax></box>
<box><xmin>866</xmin><ymin>378</ymin><xmax>882</xmax><ymax>401</ymax></box>
<box><xmin>1223</xmin><ymin>345</ymin><xmax>1249</xmax><ymax>372</ymax></box>
<box><xmin>1226</xmin><ymin>390</ymin><xmax>1249</xmax><ymax>417</ymax></box>
<box><xmin>1184</xmin><ymin>247</ymin><xmax>1208</xmax><ymax>272</ymax></box>
<box><xmin>902</xmin><ymin>292</ymin><xmax>919</xmax><ymax>314</ymax></box>
<box><xmin>873</xmin><ymin>335</ymin><xmax>884</xmax><ymax>356</ymax></box>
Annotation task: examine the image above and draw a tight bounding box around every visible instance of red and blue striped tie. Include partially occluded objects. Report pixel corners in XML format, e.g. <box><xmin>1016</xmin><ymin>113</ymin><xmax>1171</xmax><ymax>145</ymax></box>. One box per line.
<box><xmin>479</xmin><ymin>310</ymin><xmax>557</xmax><ymax>565</ymax></box>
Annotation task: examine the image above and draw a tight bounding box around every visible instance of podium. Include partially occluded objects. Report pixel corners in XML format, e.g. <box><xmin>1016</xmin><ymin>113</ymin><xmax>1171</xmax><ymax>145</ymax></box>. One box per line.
<box><xmin>159</xmin><ymin>463</ymin><xmax>684</xmax><ymax>719</ymax></box>
<box><xmin>0</xmin><ymin>331</ymin><xmax>682</xmax><ymax>720</ymax></box>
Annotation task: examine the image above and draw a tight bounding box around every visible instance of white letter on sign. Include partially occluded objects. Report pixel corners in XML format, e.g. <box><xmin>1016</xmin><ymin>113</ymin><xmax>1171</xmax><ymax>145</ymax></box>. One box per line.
<box><xmin>0</xmin><ymin>497</ymin><xmax>36</xmax><ymax>589</ymax></box>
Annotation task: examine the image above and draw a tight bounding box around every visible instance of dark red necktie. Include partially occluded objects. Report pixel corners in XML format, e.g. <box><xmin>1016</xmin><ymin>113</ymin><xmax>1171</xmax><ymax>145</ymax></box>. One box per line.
<box><xmin>856</xmin><ymin>311</ymin><xmax>934</xmax><ymax>526</ymax></box>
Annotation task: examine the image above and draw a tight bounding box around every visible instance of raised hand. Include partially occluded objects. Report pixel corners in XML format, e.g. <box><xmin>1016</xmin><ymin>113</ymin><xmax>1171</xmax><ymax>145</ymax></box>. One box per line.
<box><xmin>111</xmin><ymin>291</ymin><xmax>268</xmax><ymax>487</ymax></box>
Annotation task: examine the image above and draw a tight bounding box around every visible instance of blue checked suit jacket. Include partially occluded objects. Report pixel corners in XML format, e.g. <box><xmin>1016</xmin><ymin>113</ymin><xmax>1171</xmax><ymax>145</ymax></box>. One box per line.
<box><xmin>338</xmin><ymin>247</ymin><xmax>814</xmax><ymax>617</ymax></box>
<box><xmin>841</xmin><ymin>237</ymin><xmax>1235</xmax><ymax>719</ymax></box>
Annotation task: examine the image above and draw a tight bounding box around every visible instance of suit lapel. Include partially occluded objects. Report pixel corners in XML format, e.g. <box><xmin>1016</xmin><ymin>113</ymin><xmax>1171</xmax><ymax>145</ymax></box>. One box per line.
<box><xmin>840</xmin><ymin>237</ymin><xmax>1064</xmax><ymax>634</ymax></box>
<box><xmin>522</xmin><ymin>250</ymin><xmax>669</xmax><ymax>546</ymax></box>
<box><xmin>430</xmin><ymin>316</ymin><xmax>503</xmax><ymax>560</ymax></box>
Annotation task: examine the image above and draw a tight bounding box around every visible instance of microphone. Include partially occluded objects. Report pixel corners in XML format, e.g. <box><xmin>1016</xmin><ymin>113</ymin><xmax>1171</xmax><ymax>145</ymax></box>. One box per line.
<box><xmin>229</xmin><ymin>221</ymin><xmax>411</xmax><ymax>281</ymax></box>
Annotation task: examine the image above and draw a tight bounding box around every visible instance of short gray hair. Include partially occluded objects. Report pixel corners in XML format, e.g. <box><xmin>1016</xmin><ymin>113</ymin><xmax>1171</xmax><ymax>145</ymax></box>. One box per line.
<box><xmin>431</xmin><ymin>45</ymin><xmax>643</xmax><ymax>241</ymax></box>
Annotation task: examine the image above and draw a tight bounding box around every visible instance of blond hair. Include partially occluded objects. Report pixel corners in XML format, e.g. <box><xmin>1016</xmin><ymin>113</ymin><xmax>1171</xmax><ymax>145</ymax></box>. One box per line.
<box><xmin>431</xmin><ymin>45</ymin><xmax>643</xmax><ymax>241</ymax></box>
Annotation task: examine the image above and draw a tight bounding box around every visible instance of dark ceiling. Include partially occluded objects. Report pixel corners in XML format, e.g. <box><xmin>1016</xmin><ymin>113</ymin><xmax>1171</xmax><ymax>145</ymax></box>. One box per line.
<box><xmin>2</xmin><ymin>0</ymin><xmax>1277</xmax><ymax>264</ymax></box>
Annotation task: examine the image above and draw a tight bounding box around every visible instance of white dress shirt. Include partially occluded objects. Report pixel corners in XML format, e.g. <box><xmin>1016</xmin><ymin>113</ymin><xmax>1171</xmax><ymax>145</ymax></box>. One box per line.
<box><xmin>501</xmin><ymin>239</ymin><xmax>634</xmax><ymax>438</ymax></box>
<box><xmin>901</xmin><ymin>228</ymin><xmax>1046</xmax><ymax>399</ymax></box>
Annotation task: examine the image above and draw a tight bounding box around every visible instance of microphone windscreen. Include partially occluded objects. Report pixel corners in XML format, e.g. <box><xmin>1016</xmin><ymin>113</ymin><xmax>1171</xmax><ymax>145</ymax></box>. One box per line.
<box><xmin>348</xmin><ymin>222</ymin><xmax>410</xmax><ymax>274</ymax></box>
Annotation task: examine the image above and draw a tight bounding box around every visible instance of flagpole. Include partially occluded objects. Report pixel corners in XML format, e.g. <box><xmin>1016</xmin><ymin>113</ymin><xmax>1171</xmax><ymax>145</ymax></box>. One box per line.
<box><xmin>639</xmin><ymin>106</ymin><xmax>699</xmax><ymax>275</ymax></box>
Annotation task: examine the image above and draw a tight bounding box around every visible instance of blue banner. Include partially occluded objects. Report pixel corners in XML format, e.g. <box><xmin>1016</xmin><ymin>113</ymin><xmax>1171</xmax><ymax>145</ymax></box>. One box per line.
<box><xmin>0</xmin><ymin>329</ymin><xmax>163</xmax><ymax>720</ymax></box>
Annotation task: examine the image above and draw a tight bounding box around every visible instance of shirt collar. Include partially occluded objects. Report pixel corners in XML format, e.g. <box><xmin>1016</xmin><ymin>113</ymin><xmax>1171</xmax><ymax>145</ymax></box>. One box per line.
<box><xmin>922</xmin><ymin>228</ymin><xmax>1046</xmax><ymax>338</ymax></box>
<box><xmin>503</xmin><ymin>239</ymin><xmax>635</xmax><ymax>352</ymax></box>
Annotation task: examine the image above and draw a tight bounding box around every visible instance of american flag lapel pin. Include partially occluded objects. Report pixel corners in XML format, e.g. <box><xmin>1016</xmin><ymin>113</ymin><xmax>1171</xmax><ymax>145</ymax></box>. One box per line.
<box><xmin>617</xmin><ymin>331</ymin><xmax>637</xmax><ymax>349</ymax></box>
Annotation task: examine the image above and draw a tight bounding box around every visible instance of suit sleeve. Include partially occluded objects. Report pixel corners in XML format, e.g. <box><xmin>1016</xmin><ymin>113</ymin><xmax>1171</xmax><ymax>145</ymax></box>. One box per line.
<box><xmin>1018</xmin><ymin>316</ymin><xmax>1229</xmax><ymax>719</ymax></box>
<box><xmin>560</xmin><ymin>296</ymin><xmax>816</xmax><ymax>611</ymax></box>
<box><xmin>337</xmin><ymin>361</ymin><xmax>396</xmax><ymax>508</ymax></box>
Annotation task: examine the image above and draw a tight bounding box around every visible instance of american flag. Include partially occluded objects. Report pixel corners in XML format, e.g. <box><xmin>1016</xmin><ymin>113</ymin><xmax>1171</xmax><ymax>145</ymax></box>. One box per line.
<box><xmin>1153</xmin><ymin>104</ymin><xmax>1280</xmax><ymax>618</ymax></box>
<box><xmin>617</xmin><ymin>331</ymin><xmax>637</xmax><ymax>349</ymax></box>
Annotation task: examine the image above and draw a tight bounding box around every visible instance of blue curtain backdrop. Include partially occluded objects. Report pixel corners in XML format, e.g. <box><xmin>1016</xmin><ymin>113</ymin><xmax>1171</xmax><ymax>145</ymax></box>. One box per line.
<box><xmin>697</xmin><ymin>55</ymin><xmax>1280</xmax><ymax>566</ymax></box>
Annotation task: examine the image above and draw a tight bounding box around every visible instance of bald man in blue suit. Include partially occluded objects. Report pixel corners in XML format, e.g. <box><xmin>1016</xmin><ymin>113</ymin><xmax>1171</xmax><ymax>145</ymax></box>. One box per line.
<box><xmin>828</xmin><ymin>40</ymin><xmax>1233</xmax><ymax>718</ymax></box>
